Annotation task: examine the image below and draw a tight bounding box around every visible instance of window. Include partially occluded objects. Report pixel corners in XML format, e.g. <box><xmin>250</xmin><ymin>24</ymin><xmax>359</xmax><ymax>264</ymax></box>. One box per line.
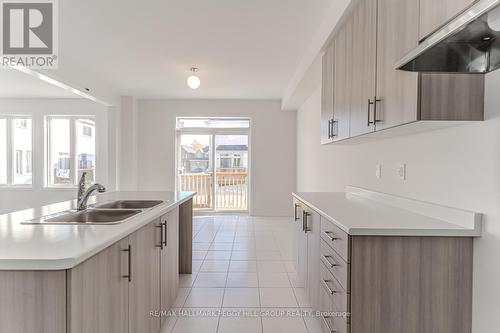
<box><xmin>15</xmin><ymin>150</ymin><xmax>23</xmax><ymax>174</ymax></box>
<box><xmin>177</xmin><ymin>117</ymin><xmax>250</xmax><ymax>129</ymax></box>
<box><xmin>234</xmin><ymin>155</ymin><xmax>242</xmax><ymax>168</ymax></box>
<box><xmin>16</xmin><ymin>119</ymin><xmax>28</xmax><ymax>128</ymax></box>
<box><xmin>0</xmin><ymin>119</ymin><xmax>6</xmax><ymax>185</ymax></box>
<box><xmin>0</xmin><ymin>117</ymin><xmax>32</xmax><ymax>186</ymax></box>
<box><xmin>82</xmin><ymin>125</ymin><xmax>92</xmax><ymax>137</ymax></box>
<box><xmin>220</xmin><ymin>155</ymin><xmax>232</xmax><ymax>169</ymax></box>
<box><xmin>47</xmin><ymin>116</ymin><xmax>96</xmax><ymax>187</ymax></box>
<box><xmin>26</xmin><ymin>151</ymin><xmax>32</xmax><ymax>174</ymax></box>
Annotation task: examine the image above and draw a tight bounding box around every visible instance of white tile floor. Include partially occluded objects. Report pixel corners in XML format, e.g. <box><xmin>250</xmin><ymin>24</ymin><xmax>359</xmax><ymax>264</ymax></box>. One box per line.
<box><xmin>161</xmin><ymin>214</ymin><xmax>323</xmax><ymax>333</ymax></box>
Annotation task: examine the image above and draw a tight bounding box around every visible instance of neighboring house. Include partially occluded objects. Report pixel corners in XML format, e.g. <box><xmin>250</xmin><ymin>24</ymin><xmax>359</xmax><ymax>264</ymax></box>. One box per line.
<box><xmin>216</xmin><ymin>144</ymin><xmax>248</xmax><ymax>171</ymax></box>
<box><xmin>181</xmin><ymin>142</ymin><xmax>248</xmax><ymax>173</ymax></box>
<box><xmin>180</xmin><ymin>145</ymin><xmax>210</xmax><ymax>172</ymax></box>
<box><xmin>12</xmin><ymin>119</ymin><xmax>32</xmax><ymax>185</ymax></box>
<box><xmin>53</xmin><ymin>120</ymin><xmax>96</xmax><ymax>184</ymax></box>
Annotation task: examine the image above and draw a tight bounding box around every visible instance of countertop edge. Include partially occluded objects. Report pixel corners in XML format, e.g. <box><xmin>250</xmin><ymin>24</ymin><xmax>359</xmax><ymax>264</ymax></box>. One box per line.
<box><xmin>292</xmin><ymin>192</ymin><xmax>482</xmax><ymax>237</ymax></box>
<box><xmin>0</xmin><ymin>192</ymin><xmax>196</xmax><ymax>271</ymax></box>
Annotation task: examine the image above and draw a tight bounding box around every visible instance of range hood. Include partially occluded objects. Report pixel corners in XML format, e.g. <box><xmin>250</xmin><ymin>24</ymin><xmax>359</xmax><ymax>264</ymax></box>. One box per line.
<box><xmin>396</xmin><ymin>0</ymin><xmax>500</xmax><ymax>73</ymax></box>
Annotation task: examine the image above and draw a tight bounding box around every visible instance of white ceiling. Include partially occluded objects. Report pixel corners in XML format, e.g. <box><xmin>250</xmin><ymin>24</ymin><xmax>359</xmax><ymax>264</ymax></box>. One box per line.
<box><xmin>0</xmin><ymin>69</ymin><xmax>80</xmax><ymax>99</ymax></box>
<box><xmin>57</xmin><ymin>0</ymin><xmax>334</xmax><ymax>99</ymax></box>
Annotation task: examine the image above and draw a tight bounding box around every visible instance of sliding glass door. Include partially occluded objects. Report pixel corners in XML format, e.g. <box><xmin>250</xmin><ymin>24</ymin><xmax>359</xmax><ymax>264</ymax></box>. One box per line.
<box><xmin>177</xmin><ymin>134</ymin><xmax>213</xmax><ymax>209</ymax></box>
<box><xmin>214</xmin><ymin>135</ymin><xmax>248</xmax><ymax>211</ymax></box>
<box><xmin>176</xmin><ymin>118</ymin><xmax>250</xmax><ymax>212</ymax></box>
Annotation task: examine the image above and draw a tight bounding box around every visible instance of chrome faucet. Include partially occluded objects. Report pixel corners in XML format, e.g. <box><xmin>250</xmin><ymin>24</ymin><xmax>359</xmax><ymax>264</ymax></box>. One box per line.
<box><xmin>77</xmin><ymin>172</ymin><xmax>106</xmax><ymax>211</ymax></box>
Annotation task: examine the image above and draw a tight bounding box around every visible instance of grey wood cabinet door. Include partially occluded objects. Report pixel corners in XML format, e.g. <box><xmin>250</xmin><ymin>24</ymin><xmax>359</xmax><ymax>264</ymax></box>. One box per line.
<box><xmin>67</xmin><ymin>238</ymin><xmax>129</xmax><ymax>333</ymax></box>
<box><xmin>419</xmin><ymin>0</ymin><xmax>477</xmax><ymax>40</ymax></box>
<box><xmin>375</xmin><ymin>0</ymin><xmax>419</xmax><ymax>131</ymax></box>
<box><xmin>321</xmin><ymin>40</ymin><xmax>335</xmax><ymax>144</ymax></box>
<box><xmin>160</xmin><ymin>207</ymin><xmax>179</xmax><ymax>326</ymax></box>
<box><xmin>305</xmin><ymin>209</ymin><xmax>321</xmax><ymax>310</ymax></box>
<box><xmin>419</xmin><ymin>73</ymin><xmax>484</xmax><ymax>121</ymax></box>
<box><xmin>349</xmin><ymin>0</ymin><xmax>377</xmax><ymax>137</ymax></box>
<box><xmin>160</xmin><ymin>213</ymin><xmax>170</xmax><ymax>322</ymax></box>
<box><xmin>129</xmin><ymin>221</ymin><xmax>161</xmax><ymax>333</ymax></box>
<box><xmin>350</xmin><ymin>236</ymin><xmax>473</xmax><ymax>333</ymax></box>
<box><xmin>294</xmin><ymin>201</ymin><xmax>307</xmax><ymax>287</ymax></box>
<box><xmin>333</xmin><ymin>20</ymin><xmax>352</xmax><ymax>141</ymax></box>
<box><xmin>0</xmin><ymin>270</ymin><xmax>66</xmax><ymax>333</ymax></box>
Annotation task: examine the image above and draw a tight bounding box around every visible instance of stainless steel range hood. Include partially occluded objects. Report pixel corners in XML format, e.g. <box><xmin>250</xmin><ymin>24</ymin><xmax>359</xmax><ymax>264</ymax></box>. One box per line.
<box><xmin>396</xmin><ymin>0</ymin><xmax>500</xmax><ymax>73</ymax></box>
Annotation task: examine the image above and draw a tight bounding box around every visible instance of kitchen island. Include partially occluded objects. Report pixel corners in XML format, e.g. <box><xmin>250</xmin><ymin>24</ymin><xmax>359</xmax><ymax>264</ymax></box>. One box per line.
<box><xmin>0</xmin><ymin>191</ymin><xmax>195</xmax><ymax>333</ymax></box>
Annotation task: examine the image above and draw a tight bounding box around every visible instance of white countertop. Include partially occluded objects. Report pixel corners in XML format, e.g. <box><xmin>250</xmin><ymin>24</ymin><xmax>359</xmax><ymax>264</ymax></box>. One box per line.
<box><xmin>293</xmin><ymin>187</ymin><xmax>482</xmax><ymax>237</ymax></box>
<box><xmin>0</xmin><ymin>191</ymin><xmax>195</xmax><ymax>270</ymax></box>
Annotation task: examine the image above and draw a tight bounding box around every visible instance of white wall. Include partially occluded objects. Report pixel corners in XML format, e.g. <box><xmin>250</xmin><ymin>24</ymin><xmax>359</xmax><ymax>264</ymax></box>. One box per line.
<box><xmin>296</xmin><ymin>71</ymin><xmax>500</xmax><ymax>332</ymax></box>
<box><xmin>117</xmin><ymin>96</ymin><xmax>139</xmax><ymax>190</ymax></box>
<box><xmin>135</xmin><ymin>99</ymin><xmax>296</xmax><ymax>216</ymax></box>
<box><xmin>0</xmin><ymin>99</ymin><xmax>114</xmax><ymax>214</ymax></box>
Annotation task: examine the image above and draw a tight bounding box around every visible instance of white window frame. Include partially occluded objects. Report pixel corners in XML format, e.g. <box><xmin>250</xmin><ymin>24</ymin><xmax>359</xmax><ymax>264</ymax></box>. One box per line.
<box><xmin>0</xmin><ymin>115</ymin><xmax>33</xmax><ymax>188</ymax></box>
<box><xmin>45</xmin><ymin>115</ymin><xmax>96</xmax><ymax>188</ymax></box>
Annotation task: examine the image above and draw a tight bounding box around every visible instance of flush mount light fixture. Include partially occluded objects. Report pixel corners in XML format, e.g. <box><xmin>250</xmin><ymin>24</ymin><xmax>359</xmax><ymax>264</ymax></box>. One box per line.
<box><xmin>187</xmin><ymin>67</ymin><xmax>201</xmax><ymax>89</ymax></box>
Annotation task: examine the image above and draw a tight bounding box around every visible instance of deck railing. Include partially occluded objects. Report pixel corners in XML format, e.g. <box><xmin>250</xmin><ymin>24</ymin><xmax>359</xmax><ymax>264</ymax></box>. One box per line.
<box><xmin>179</xmin><ymin>171</ymin><xmax>248</xmax><ymax>210</ymax></box>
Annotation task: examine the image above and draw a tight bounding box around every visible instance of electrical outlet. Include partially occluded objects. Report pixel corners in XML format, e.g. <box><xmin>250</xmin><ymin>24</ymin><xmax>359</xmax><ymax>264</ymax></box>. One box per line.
<box><xmin>375</xmin><ymin>164</ymin><xmax>382</xmax><ymax>179</ymax></box>
<box><xmin>397</xmin><ymin>163</ymin><xmax>406</xmax><ymax>180</ymax></box>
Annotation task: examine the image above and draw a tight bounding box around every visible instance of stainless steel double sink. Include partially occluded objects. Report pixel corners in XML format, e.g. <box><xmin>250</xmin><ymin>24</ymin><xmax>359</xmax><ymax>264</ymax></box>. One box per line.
<box><xmin>23</xmin><ymin>200</ymin><xmax>164</xmax><ymax>225</ymax></box>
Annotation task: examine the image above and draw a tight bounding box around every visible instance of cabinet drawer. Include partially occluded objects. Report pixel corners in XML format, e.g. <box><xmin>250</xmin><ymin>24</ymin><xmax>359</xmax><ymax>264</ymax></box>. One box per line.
<box><xmin>320</xmin><ymin>262</ymin><xmax>349</xmax><ymax>311</ymax></box>
<box><xmin>320</xmin><ymin>240</ymin><xmax>350</xmax><ymax>291</ymax></box>
<box><xmin>319</xmin><ymin>278</ymin><xmax>350</xmax><ymax>333</ymax></box>
<box><xmin>321</xmin><ymin>218</ymin><xmax>349</xmax><ymax>262</ymax></box>
<box><xmin>319</xmin><ymin>315</ymin><xmax>349</xmax><ymax>333</ymax></box>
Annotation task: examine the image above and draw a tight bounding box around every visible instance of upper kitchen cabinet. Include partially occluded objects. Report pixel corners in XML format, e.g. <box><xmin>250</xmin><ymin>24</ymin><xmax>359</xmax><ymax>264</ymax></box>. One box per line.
<box><xmin>375</xmin><ymin>0</ymin><xmax>419</xmax><ymax>131</ymax></box>
<box><xmin>349</xmin><ymin>0</ymin><xmax>377</xmax><ymax>137</ymax></box>
<box><xmin>332</xmin><ymin>19</ymin><xmax>353</xmax><ymax>141</ymax></box>
<box><xmin>321</xmin><ymin>40</ymin><xmax>335</xmax><ymax>144</ymax></box>
<box><xmin>419</xmin><ymin>0</ymin><xmax>478</xmax><ymax>40</ymax></box>
<box><xmin>320</xmin><ymin>0</ymin><xmax>484</xmax><ymax>144</ymax></box>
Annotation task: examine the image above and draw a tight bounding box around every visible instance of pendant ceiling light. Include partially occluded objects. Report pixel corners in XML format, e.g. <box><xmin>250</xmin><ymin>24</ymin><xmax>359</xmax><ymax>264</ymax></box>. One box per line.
<box><xmin>187</xmin><ymin>67</ymin><xmax>201</xmax><ymax>89</ymax></box>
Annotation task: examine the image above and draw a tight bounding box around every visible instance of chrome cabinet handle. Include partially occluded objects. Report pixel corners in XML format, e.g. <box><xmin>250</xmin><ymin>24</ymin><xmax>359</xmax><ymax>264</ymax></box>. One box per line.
<box><xmin>322</xmin><ymin>255</ymin><xmax>339</xmax><ymax>268</ymax></box>
<box><xmin>323</xmin><ymin>231</ymin><xmax>337</xmax><ymax>241</ymax></box>
<box><xmin>163</xmin><ymin>220</ymin><xmax>168</xmax><ymax>247</ymax></box>
<box><xmin>321</xmin><ymin>279</ymin><xmax>337</xmax><ymax>295</ymax></box>
<box><xmin>321</xmin><ymin>316</ymin><xmax>338</xmax><ymax>333</ymax></box>
<box><xmin>374</xmin><ymin>97</ymin><xmax>382</xmax><ymax>124</ymax></box>
<box><xmin>303</xmin><ymin>211</ymin><xmax>311</xmax><ymax>233</ymax></box>
<box><xmin>156</xmin><ymin>223</ymin><xmax>164</xmax><ymax>249</ymax></box>
<box><xmin>367</xmin><ymin>99</ymin><xmax>375</xmax><ymax>126</ymax></box>
<box><xmin>331</xmin><ymin>119</ymin><xmax>337</xmax><ymax>138</ymax></box>
<box><xmin>328</xmin><ymin>119</ymin><xmax>332</xmax><ymax>139</ymax></box>
<box><xmin>122</xmin><ymin>245</ymin><xmax>132</xmax><ymax>282</ymax></box>
<box><xmin>302</xmin><ymin>211</ymin><xmax>306</xmax><ymax>231</ymax></box>
<box><xmin>294</xmin><ymin>203</ymin><xmax>300</xmax><ymax>221</ymax></box>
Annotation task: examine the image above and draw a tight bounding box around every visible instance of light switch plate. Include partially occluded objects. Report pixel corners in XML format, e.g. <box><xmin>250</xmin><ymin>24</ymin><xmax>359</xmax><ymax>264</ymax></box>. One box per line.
<box><xmin>375</xmin><ymin>164</ymin><xmax>382</xmax><ymax>179</ymax></box>
<box><xmin>397</xmin><ymin>163</ymin><xmax>406</xmax><ymax>180</ymax></box>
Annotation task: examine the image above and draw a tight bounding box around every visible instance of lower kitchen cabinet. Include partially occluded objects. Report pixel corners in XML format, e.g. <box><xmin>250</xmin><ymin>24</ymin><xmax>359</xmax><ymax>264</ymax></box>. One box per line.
<box><xmin>294</xmin><ymin>198</ymin><xmax>307</xmax><ymax>288</ymax></box>
<box><xmin>68</xmin><ymin>215</ymin><xmax>180</xmax><ymax>333</ymax></box>
<box><xmin>67</xmin><ymin>238</ymin><xmax>130</xmax><ymax>333</ymax></box>
<box><xmin>0</xmin><ymin>199</ymin><xmax>193</xmax><ymax>333</ymax></box>
<box><xmin>304</xmin><ymin>207</ymin><xmax>321</xmax><ymax>309</ymax></box>
<box><xmin>0</xmin><ymin>270</ymin><xmax>66</xmax><ymax>333</ymax></box>
<box><xmin>293</xmin><ymin>198</ymin><xmax>321</xmax><ymax>309</ymax></box>
<box><xmin>67</xmin><ymin>216</ymin><xmax>179</xmax><ymax>333</ymax></box>
<box><xmin>68</xmin><ymin>220</ymin><xmax>164</xmax><ymax>333</ymax></box>
<box><xmin>160</xmin><ymin>207</ymin><xmax>179</xmax><ymax>325</ymax></box>
<box><xmin>293</xmin><ymin>197</ymin><xmax>474</xmax><ymax>333</ymax></box>
<box><xmin>129</xmin><ymin>220</ymin><xmax>161</xmax><ymax>333</ymax></box>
